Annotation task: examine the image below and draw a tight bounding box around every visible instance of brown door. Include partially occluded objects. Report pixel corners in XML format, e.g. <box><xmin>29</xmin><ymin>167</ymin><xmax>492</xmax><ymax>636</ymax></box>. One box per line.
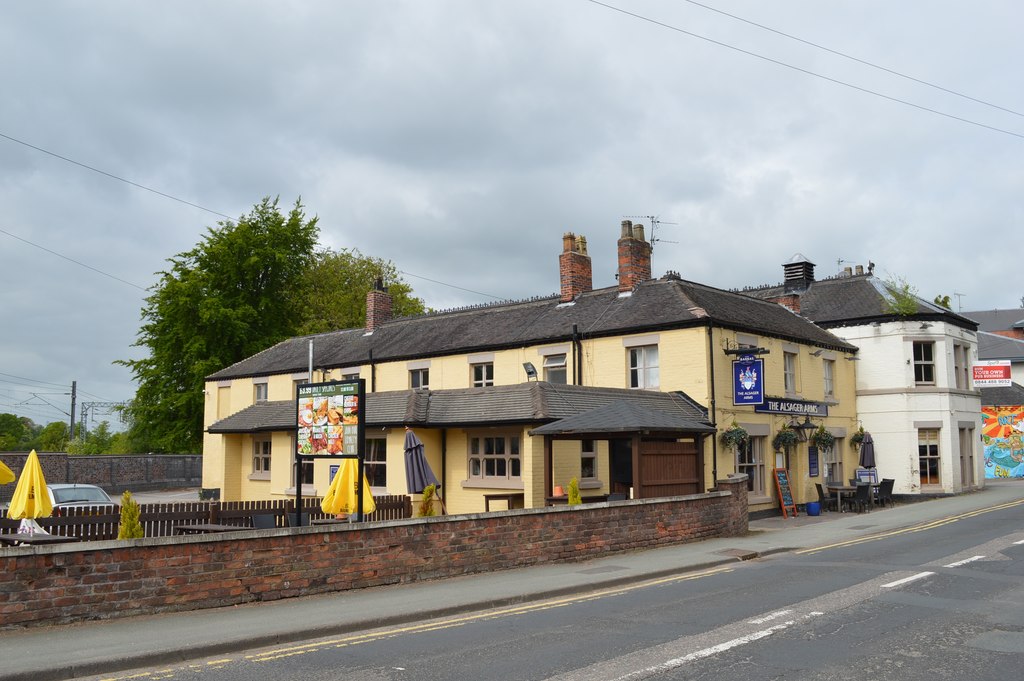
<box><xmin>636</xmin><ymin>438</ymin><xmax>701</xmax><ymax>498</ymax></box>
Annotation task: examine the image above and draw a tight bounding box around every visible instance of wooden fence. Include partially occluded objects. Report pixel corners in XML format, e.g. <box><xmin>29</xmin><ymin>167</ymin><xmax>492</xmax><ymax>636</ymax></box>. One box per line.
<box><xmin>0</xmin><ymin>494</ymin><xmax>413</xmax><ymax>540</ymax></box>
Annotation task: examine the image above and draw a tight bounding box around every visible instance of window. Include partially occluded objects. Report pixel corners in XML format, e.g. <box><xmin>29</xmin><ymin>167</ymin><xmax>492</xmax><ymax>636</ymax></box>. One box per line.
<box><xmin>919</xmin><ymin>428</ymin><xmax>940</xmax><ymax>485</ymax></box>
<box><xmin>628</xmin><ymin>345</ymin><xmax>659</xmax><ymax>389</ymax></box>
<box><xmin>468</xmin><ymin>433</ymin><xmax>521</xmax><ymax>481</ymax></box>
<box><xmin>410</xmin><ymin>368</ymin><xmax>429</xmax><ymax>389</ymax></box>
<box><xmin>292</xmin><ymin>379</ymin><xmax>306</xmax><ymax>399</ymax></box>
<box><xmin>252</xmin><ymin>437</ymin><xmax>271</xmax><ymax>478</ymax></box>
<box><xmin>737</xmin><ymin>437</ymin><xmax>766</xmax><ymax>495</ymax></box>
<box><xmin>254</xmin><ymin>382</ymin><xmax>268</xmax><ymax>403</ymax></box>
<box><xmin>365</xmin><ymin>437</ymin><xmax>387</xmax><ymax>488</ymax></box>
<box><xmin>472</xmin><ymin>363</ymin><xmax>494</xmax><ymax>387</ymax></box>
<box><xmin>294</xmin><ymin>459</ymin><xmax>314</xmax><ymax>487</ymax></box>
<box><xmin>581</xmin><ymin>439</ymin><xmax>597</xmax><ymax>479</ymax></box>
<box><xmin>913</xmin><ymin>341</ymin><xmax>935</xmax><ymax>385</ymax></box>
<box><xmin>784</xmin><ymin>352</ymin><xmax>797</xmax><ymax>393</ymax></box>
<box><xmin>341</xmin><ymin>372</ymin><xmax>360</xmax><ymax>381</ymax></box>
<box><xmin>823</xmin><ymin>359</ymin><xmax>835</xmax><ymax>398</ymax></box>
<box><xmin>543</xmin><ymin>354</ymin><xmax>567</xmax><ymax>384</ymax></box>
<box><xmin>953</xmin><ymin>344</ymin><xmax>968</xmax><ymax>389</ymax></box>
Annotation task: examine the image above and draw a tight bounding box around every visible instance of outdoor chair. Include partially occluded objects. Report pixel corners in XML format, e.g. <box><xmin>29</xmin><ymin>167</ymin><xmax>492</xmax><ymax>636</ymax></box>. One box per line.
<box><xmin>287</xmin><ymin>512</ymin><xmax>310</xmax><ymax>527</ymax></box>
<box><xmin>814</xmin><ymin>483</ymin><xmax>836</xmax><ymax>512</ymax></box>
<box><xmin>874</xmin><ymin>478</ymin><xmax>895</xmax><ymax>508</ymax></box>
<box><xmin>252</xmin><ymin>514</ymin><xmax>277</xmax><ymax>529</ymax></box>
<box><xmin>846</xmin><ymin>483</ymin><xmax>872</xmax><ymax>513</ymax></box>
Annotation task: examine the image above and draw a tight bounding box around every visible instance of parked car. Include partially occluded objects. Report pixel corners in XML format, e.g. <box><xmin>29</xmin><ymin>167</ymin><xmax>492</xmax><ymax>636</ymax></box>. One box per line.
<box><xmin>47</xmin><ymin>484</ymin><xmax>117</xmax><ymax>515</ymax></box>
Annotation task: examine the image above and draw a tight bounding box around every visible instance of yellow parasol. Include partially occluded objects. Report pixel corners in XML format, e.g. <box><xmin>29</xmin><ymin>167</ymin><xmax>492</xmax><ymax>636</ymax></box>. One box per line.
<box><xmin>320</xmin><ymin>459</ymin><xmax>376</xmax><ymax>516</ymax></box>
<box><xmin>0</xmin><ymin>460</ymin><xmax>14</xmax><ymax>485</ymax></box>
<box><xmin>7</xmin><ymin>450</ymin><xmax>53</xmax><ymax>519</ymax></box>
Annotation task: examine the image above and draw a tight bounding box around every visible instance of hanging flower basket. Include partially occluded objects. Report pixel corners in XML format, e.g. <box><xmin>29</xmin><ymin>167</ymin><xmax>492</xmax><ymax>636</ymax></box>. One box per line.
<box><xmin>772</xmin><ymin>427</ymin><xmax>799</xmax><ymax>452</ymax></box>
<box><xmin>809</xmin><ymin>425</ymin><xmax>835</xmax><ymax>452</ymax></box>
<box><xmin>849</xmin><ymin>427</ymin><xmax>865</xmax><ymax>450</ymax></box>
<box><xmin>719</xmin><ymin>422</ymin><xmax>749</xmax><ymax>450</ymax></box>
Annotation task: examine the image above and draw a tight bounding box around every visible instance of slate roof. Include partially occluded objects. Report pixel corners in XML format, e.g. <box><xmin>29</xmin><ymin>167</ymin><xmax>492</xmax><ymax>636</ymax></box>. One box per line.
<box><xmin>981</xmin><ymin>382</ymin><xmax>1024</xmax><ymax>407</ymax></box>
<box><xmin>978</xmin><ymin>332</ymin><xmax>1024</xmax><ymax>361</ymax></box>
<box><xmin>530</xmin><ymin>399</ymin><xmax>716</xmax><ymax>436</ymax></box>
<box><xmin>962</xmin><ymin>309</ymin><xmax>1024</xmax><ymax>332</ymax></box>
<box><xmin>207</xmin><ymin>382</ymin><xmax>714</xmax><ymax>434</ymax></box>
<box><xmin>207</xmin><ymin>275</ymin><xmax>855</xmax><ymax>381</ymax></box>
<box><xmin>741</xmin><ymin>273</ymin><xmax>978</xmax><ymax>331</ymax></box>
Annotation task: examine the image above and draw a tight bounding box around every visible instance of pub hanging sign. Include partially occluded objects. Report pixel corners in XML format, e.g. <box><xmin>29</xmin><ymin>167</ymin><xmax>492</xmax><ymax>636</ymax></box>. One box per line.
<box><xmin>732</xmin><ymin>354</ymin><xmax>764</xmax><ymax>406</ymax></box>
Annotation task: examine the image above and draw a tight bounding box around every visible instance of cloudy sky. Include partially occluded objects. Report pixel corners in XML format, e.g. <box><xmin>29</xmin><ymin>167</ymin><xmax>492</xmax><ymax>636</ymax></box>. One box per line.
<box><xmin>2</xmin><ymin>1</ymin><xmax>1022</xmax><ymax>430</ymax></box>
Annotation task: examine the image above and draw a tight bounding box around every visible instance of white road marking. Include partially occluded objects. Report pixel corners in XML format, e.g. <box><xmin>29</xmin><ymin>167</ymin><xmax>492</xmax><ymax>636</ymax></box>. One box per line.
<box><xmin>881</xmin><ymin>572</ymin><xmax>935</xmax><ymax>589</ymax></box>
<box><xmin>614</xmin><ymin>617</ymin><xmax>821</xmax><ymax>681</ymax></box>
<box><xmin>747</xmin><ymin>609</ymin><xmax>792</xmax><ymax>625</ymax></box>
<box><xmin>943</xmin><ymin>555</ymin><xmax>985</xmax><ymax>568</ymax></box>
<box><xmin>1014</xmin><ymin>540</ymin><xmax>1024</xmax><ymax>545</ymax></box>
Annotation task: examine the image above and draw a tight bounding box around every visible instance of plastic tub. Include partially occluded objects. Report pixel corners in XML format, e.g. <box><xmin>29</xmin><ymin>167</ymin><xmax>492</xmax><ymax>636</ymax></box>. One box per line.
<box><xmin>805</xmin><ymin>501</ymin><xmax>821</xmax><ymax>516</ymax></box>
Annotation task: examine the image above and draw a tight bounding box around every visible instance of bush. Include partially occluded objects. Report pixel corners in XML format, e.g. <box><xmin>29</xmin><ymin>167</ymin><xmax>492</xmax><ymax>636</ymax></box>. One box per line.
<box><xmin>118</xmin><ymin>491</ymin><xmax>144</xmax><ymax>539</ymax></box>
<box><xmin>418</xmin><ymin>484</ymin><xmax>437</xmax><ymax>517</ymax></box>
<box><xmin>567</xmin><ymin>477</ymin><xmax>582</xmax><ymax>506</ymax></box>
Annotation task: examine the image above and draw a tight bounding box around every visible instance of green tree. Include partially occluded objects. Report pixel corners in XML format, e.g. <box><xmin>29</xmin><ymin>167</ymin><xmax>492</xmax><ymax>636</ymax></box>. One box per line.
<box><xmin>0</xmin><ymin>413</ymin><xmax>28</xmax><ymax>451</ymax></box>
<box><xmin>291</xmin><ymin>249</ymin><xmax>426</xmax><ymax>334</ymax></box>
<box><xmin>37</xmin><ymin>422</ymin><xmax>69</xmax><ymax>452</ymax></box>
<box><xmin>883</xmin><ymin>275</ymin><xmax>920</xmax><ymax>317</ymax></box>
<box><xmin>118</xmin><ymin>491</ymin><xmax>145</xmax><ymax>539</ymax></box>
<box><xmin>119</xmin><ymin>197</ymin><xmax>320</xmax><ymax>453</ymax></box>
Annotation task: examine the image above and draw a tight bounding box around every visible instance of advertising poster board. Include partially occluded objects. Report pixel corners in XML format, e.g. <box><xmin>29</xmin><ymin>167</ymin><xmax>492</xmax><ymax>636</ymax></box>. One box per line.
<box><xmin>982</xmin><ymin>405</ymin><xmax>1024</xmax><ymax>479</ymax></box>
<box><xmin>772</xmin><ymin>467</ymin><xmax>798</xmax><ymax>518</ymax></box>
<box><xmin>973</xmin><ymin>361</ymin><xmax>1012</xmax><ymax>387</ymax></box>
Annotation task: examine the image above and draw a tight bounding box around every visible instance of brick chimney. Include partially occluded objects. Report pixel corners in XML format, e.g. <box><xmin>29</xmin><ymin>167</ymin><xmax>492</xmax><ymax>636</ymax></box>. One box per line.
<box><xmin>366</xmin><ymin>277</ymin><xmax>392</xmax><ymax>333</ymax></box>
<box><xmin>559</xmin><ymin>232</ymin><xmax>592</xmax><ymax>302</ymax></box>
<box><xmin>617</xmin><ymin>220</ymin><xmax>652</xmax><ymax>292</ymax></box>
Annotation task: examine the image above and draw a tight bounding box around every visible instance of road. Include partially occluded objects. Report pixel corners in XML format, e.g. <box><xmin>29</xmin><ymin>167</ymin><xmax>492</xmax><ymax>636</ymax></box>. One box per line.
<box><xmin>76</xmin><ymin>497</ymin><xmax>1024</xmax><ymax>681</ymax></box>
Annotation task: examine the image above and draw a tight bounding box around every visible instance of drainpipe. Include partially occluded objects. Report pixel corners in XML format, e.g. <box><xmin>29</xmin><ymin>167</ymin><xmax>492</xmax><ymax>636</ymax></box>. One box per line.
<box><xmin>572</xmin><ymin>324</ymin><xmax>582</xmax><ymax>385</ymax></box>
<box><xmin>441</xmin><ymin>429</ymin><xmax>447</xmax><ymax>508</ymax></box>
<box><xmin>369</xmin><ymin>348</ymin><xmax>376</xmax><ymax>392</ymax></box>
<box><xmin>707</xmin><ymin>323</ymin><xmax>718</xmax><ymax>486</ymax></box>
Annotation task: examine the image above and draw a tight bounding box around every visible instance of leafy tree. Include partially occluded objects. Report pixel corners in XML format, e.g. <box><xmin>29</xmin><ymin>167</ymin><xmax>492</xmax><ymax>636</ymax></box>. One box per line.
<box><xmin>118</xmin><ymin>491</ymin><xmax>145</xmax><ymax>539</ymax></box>
<box><xmin>882</xmin><ymin>275</ymin><xmax>920</xmax><ymax>317</ymax></box>
<box><xmin>0</xmin><ymin>414</ymin><xmax>28</xmax><ymax>451</ymax></box>
<box><xmin>37</xmin><ymin>422</ymin><xmax>69</xmax><ymax>451</ymax></box>
<box><xmin>119</xmin><ymin>197</ymin><xmax>320</xmax><ymax>453</ymax></box>
<box><xmin>292</xmin><ymin>249</ymin><xmax>426</xmax><ymax>334</ymax></box>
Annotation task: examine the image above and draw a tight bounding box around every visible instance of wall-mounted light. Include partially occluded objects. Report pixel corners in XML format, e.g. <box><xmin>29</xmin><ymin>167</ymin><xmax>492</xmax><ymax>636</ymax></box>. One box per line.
<box><xmin>810</xmin><ymin>349</ymin><xmax>824</xmax><ymax>357</ymax></box>
<box><xmin>523</xmin><ymin>362</ymin><xmax>538</xmax><ymax>380</ymax></box>
<box><xmin>789</xmin><ymin>415</ymin><xmax>817</xmax><ymax>442</ymax></box>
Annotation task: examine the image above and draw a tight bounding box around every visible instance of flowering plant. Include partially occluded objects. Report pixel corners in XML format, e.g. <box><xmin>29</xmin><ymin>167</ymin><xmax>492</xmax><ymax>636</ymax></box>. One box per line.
<box><xmin>719</xmin><ymin>422</ymin><xmax>749</xmax><ymax>450</ymax></box>
<box><xmin>809</xmin><ymin>425</ymin><xmax>835</xmax><ymax>452</ymax></box>
<box><xmin>850</xmin><ymin>426</ymin><xmax>866</xmax><ymax>450</ymax></box>
<box><xmin>772</xmin><ymin>426</ymin><xmax>799</xmax><ymax>451</ymax></box>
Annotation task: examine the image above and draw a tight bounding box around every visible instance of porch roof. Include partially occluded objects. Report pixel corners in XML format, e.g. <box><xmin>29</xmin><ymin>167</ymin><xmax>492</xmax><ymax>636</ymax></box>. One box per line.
<box><xmin>206</xmin><ymin>382</ymin><xmax>714</xmax><ymax>434</ymax></box>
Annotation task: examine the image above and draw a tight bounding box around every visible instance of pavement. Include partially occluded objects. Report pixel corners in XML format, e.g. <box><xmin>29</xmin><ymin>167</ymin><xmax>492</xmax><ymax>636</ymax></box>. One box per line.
<box><xmin>2</xmin><ymin>480</ymin><xmax>1023</xmax><ymax>681</ymax></box>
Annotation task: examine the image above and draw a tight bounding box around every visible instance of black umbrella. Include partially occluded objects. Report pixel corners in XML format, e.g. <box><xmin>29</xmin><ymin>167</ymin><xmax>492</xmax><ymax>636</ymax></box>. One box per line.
<box><xmin>404</xmin><ymin>428</ymin><xmax>441</xmax><ymax>494</ymax></box>
<box><xmin>858</xmin><ymin>432</ymin><xmax>877</xmax><ymax>470</ymax></box>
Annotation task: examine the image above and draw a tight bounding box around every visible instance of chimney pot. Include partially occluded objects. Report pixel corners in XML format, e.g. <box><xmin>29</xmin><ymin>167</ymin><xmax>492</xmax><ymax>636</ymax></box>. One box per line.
<box><xmin>855</xmin><ymin>265</ymin><xmax>864</xmax><ymax>275</ymax></box>
<box><xmin>562</xmin><ymin>232</ymin><xmax>576</xmax><ymax>253</ymax></box>
<box><xmin>621</xmin><ymin>220</ymin><xmax>633</xmax><ymax>238</ymax></box>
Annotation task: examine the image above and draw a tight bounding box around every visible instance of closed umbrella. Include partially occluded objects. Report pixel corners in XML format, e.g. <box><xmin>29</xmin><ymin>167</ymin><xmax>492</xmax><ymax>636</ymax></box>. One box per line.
<box><xmin>404</xmin><ymin>427</ymin><xmax>440</xmax><ymax>494</ymax></box>
<box><xmin>0</xmin><ymin>460</ymin><xmax>14</xmax><ymax>485</ymax></box>
<box><xmin>858</xmin><ymin>432</ymin><xmax>877</xmax><ymax>470</ymax></box>
<box><xmin>7</xmin><ymin>450</ymin><xmax>52</xmax><ymax>534</ymax></box>
<box><xmin>320</xmin><ymin>459</ymin><xmax>376</xmax><ymax>517</ymax></box>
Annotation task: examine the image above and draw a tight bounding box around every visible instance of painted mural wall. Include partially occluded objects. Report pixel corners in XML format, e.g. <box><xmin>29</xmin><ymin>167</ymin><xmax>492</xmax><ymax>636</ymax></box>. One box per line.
<box><xmin>982</xmin><ymin>405</ymin><xmax>1024</xmax><ymax>478</ymax></box>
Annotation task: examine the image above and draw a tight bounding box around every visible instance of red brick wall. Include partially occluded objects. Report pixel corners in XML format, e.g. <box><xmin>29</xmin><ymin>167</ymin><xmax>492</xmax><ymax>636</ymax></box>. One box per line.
<box><xmin>0</xmin><ymin>478</ymin><xmax>747</xmax><ymax>629</ymax></box>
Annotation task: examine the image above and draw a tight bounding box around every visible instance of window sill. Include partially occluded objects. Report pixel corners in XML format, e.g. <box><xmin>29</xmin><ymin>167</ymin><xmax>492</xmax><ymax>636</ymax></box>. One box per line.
<box><xmin>461</xmin><ymin>480</ymin><xmax>524</xmax><ymax>491</ymax></box>
<box><xmin>579</xmin><ymin>479</ymin><xmax>603</xmax><ymax>490</ymax></box>
<box><xmin>284</xmin><ymin>485</ymin><xmax>317</xmax><ymax>496</ymax></box>
<box><xmin>248</xmin><ymin>474</ymin><xmax>271</xmax><ymax>482</ymax></box>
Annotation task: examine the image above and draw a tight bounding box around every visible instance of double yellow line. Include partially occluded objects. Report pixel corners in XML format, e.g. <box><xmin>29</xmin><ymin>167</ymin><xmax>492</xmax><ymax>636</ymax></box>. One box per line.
<box><xmin>795</xmin><ymin>498</ymin><xmax>1024</xmax><ymax>556</ymax></box>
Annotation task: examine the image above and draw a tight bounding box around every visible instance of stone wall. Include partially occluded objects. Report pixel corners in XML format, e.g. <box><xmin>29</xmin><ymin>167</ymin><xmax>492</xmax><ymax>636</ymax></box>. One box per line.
<box><xmin>0</xmin><ymin>477</ymin><xmax>747</xmax><ymax>629</ymax></box>
<box><xmin>0</xmin><ymin>453</ymin><xmax>202</xmax><ymax>503</ymax></box>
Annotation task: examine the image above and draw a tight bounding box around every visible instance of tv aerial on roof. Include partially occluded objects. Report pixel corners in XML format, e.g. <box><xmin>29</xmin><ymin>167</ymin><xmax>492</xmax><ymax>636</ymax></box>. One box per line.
<box><xmin>623</xmin><ymin>215</ymin><xmax>678</xmax><ymax>251</ymax></box>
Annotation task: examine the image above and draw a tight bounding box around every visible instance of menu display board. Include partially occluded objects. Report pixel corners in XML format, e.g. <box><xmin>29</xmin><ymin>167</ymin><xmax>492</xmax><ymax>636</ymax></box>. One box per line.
<box><xmin>296</xmin><ymin>380</ymin><xmax>360</xmax><ymax>457</ymax></box>
<box><xmin>773</xmin><ymin>467</ymin><xmax>798</xmax><ymax>518</ymax></box>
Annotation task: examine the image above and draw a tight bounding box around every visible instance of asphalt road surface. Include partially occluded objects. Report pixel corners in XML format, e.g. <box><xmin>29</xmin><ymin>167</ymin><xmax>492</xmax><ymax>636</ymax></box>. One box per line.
<box><xmin>77</xmin><ymin>497</ymin><xmax>1024</xmax><ymax>681</ymax></box>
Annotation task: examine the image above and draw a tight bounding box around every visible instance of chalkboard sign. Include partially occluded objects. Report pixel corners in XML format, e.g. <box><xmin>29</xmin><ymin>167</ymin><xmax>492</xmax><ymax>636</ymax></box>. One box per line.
<box><xmin>773</xmin><ymin>468</ymin><xmax>798</xmax><ymax>518</ymax></box>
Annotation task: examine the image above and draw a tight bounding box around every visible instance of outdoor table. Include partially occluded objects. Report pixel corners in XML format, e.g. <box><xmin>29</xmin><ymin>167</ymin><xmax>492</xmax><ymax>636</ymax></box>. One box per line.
<box><xmin>173</xmin><ymin>523</ymin><xmax>244</xmax><ymax>535</ymax></box>
<box><xmin>826</xmin><ymin>485</ymin><xmax>857</xmax><ymax>513</ymax></box>
<box><xmin>0</xmin><ymin>533</ymin><xmax>81</xmax><ymax>546</ymax></box>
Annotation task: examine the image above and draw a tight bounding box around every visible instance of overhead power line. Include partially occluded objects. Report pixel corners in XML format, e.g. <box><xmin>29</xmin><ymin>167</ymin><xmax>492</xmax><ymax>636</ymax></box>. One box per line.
<box><xmin>679</xmin><ymin>0</ymin><xmax>1024</xmax><ymax>119</ymax></box>
<box><xmin>0</xmin><ymin>226</ymin><xmax>148</xmax><ymax>291</ymax></box>
<box><xmin>585</xmin><ymin>0</ymin><xmax>1024</xmax><ymax>140</ymax></box>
